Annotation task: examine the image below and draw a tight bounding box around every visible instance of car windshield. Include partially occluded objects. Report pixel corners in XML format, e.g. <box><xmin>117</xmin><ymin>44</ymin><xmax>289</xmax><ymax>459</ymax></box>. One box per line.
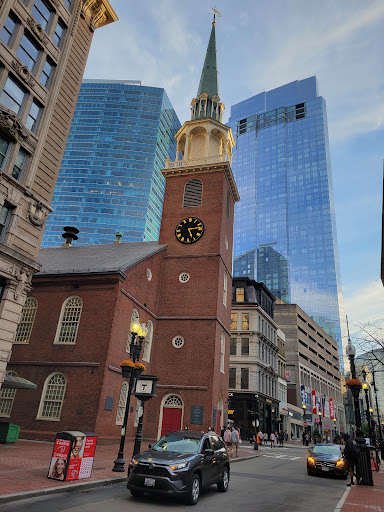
<box><xmin>153</xmin><ymin>434</ymin><xmax>201</xmax><ymax>454</ymax></box>
<box><xmin>313</xmin><ymin>445</ymin><xmax>340</xmax><ymax>456</ymax></box>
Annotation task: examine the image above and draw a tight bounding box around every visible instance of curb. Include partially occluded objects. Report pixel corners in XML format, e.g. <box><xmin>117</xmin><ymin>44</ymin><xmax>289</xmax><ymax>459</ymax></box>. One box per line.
<box><xmin>0</xmin><ymin>454</ymin><xmax>260</xmax><ymax>505</ymax></box>
<box><xmin>0</xmin><ymin>477</ymin><xmax>126</xmax><ymax>505</ymax></box>
<box><xmin>333</xmin><ymin>486</ymin><xmax>350</xmax><ymax>512</ymax></box>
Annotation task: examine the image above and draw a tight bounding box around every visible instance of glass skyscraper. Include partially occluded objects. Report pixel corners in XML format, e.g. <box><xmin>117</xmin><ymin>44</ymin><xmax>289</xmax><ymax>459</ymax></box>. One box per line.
<box><xmin>42</xmin><ymin>80</ymin><xmax>180</xmax><ymax>246</ymax></box>
<box><xmin>229</xmin><ymin>77</ymin><xmax>345</xmax><ymax>364</ymax></box>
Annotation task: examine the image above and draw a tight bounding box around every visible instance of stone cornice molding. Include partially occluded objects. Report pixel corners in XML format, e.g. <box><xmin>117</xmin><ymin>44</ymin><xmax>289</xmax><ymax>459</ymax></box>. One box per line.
<box><xmin>0</xmin><ymin>105</ymin><xmax>28</xmax><ymax>143</ymax></box>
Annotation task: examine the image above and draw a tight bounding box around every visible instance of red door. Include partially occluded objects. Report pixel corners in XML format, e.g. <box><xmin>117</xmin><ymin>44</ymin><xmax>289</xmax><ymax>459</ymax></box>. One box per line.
<box><xmin>161</xmin><ymin>407</ymin><xmax>182</xmax><ymax>437</ymax></box>
<box><xmin>216</xmin><ymin>410</ymin><xmax>221</xmax><ymax>433</ymax></box>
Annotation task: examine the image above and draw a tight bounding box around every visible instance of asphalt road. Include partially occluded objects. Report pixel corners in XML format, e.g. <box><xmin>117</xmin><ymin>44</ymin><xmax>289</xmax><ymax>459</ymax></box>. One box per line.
<box><xmin>1</xmin><ymin>446</ymin><xmax>347</xmax><ymax>512</ymax></box>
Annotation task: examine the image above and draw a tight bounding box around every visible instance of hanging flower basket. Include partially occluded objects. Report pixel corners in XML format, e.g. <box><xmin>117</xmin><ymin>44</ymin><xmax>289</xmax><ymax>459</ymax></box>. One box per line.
<box><xmin>120</xmin><ymin>359</ymin><xmax>135</xmax><ymax>378</ymax></box>
<box><xmin>346</xmin><ymin>379</ymin><xmax>362</xmax><ymax>388</ymax></box>
<box><xmin>135</xmin><ymin>362</ymin><xmax>146</xmax><ymax>373</ymax></box>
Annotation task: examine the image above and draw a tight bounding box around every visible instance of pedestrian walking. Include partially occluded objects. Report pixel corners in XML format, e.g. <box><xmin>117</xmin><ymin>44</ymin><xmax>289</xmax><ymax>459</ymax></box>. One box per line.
<box><xmin>231</xmin><ymin>427</ymin><xmax>240</xmax><ymax>457</ymax></box>
<box><xmin>305</xmin><ymin>433</ymin><xmax>310</xmax><ymax>446</ymax></box>
<box><xmin>302</xmin><ymin>431</ymin><xmax>306</xmax><ymax>445</ymax></box>
<box><xmin>270</xmin><ymin>432</ymin><xmax>275</xmax><ymax>448</ymax></box>
<box><xmin>342</xmin><ymin>433</ymin><xmax>359</xmax><ymax>487</ymax></box>
<box><xmin>278</xmin><ymin>432</ymin><xmax>284</xmax><ymax>447</ymax></box>
<box><xmin>223</xmin><ymin>426</ymin><xmax>232</xmax><ymax>455</ymax></box>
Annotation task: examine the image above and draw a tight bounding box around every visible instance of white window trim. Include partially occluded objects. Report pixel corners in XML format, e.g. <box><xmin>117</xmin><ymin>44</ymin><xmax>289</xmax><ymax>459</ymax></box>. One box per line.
<box><xmin>116</xmin><ymin>381</ymin><xmax>128</xmax><ymax>425</ymax></box>
<box><xmin>53</xmin><ymin>296</ymin><xmax>82</xmax><ymax>345</ymax></box>
<box><xmin>36</xmin><ymin>372</ymin><xmax>66</xmax><ymax>421</ymax></box>
<box><xmin>220</xmin><ymin>333</ymin><xmax>225</xmax><ymax>373</ymax></box>
<box><xmin>142</xmin><ymin>320</ymin><xmax>153</xmax><ymax>362</ymax></box>
<box><xmin>223</xmin><ymin>272</ymin><xmax>227</xmax><ymax>308</ymax></box>
<box><xmin>14</xmin><ymin>297</ymin><xmax>38</xmax><ymax>344</ymax></box>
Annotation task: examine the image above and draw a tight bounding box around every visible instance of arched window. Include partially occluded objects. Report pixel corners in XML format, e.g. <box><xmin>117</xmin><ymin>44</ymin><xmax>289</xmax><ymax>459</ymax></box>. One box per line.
<box><xmin>127</xmin><ymin>309</ymin><xmax>140</xmax><ymax>352</ymax></box>
<box><xmin>14</xmin><ymin>297</ymin><xmax>38</xmax><ymax>344</ymax></box>
<box><xmin>0</xmin><ymin>371</ymin><xmax>17</xmax><ymax>417</ymax></box>
<box><xmin>116</xmin><ymin>381</ymin><xmax>128</xmax><ymax>425</ymax></box>
<box><xmin>182</xmin><ymin>178</ymin><xmax>202</xmax><ymax>207</ymax></box>
<box><xmin>37</xmin><ymin>373</ymin><xmax>66</xmax><ymax>420</ymax></box>
<box><xmin>142</xmin><ymin>320</ymin><xmax>153</xmax><ymax>362</ymax></box>
<box><xmin>54</xmin><ymin>296</ymin><xmax>82</xmax><ymax>344</ymax></box>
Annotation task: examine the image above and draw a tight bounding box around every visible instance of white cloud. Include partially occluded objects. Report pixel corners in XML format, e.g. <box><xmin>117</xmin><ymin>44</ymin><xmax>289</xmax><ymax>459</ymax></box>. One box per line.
<box><xmin>344</xmin><ymin>280</ymin><xmax>384</xmax><ymax>326</ymax></box>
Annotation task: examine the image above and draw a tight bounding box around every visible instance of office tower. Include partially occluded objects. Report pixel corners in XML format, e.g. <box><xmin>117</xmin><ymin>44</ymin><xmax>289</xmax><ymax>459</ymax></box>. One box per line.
<box><xmin>229</xmin><ymin>78</ymin><xmax>345</xmax><ymax>364</ymax></box>
<box><xmin>0</xmin><ymin>0</ymin><xmax>117</xmax><ymax>388</ymax></box>
<box><xmin>41</xmin><ymin>80</ymin><xmax>181</xmax><ymax>247</ymax></box>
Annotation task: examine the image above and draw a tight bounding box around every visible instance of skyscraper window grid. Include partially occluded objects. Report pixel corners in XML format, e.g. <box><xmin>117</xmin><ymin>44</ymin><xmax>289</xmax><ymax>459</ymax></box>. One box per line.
<box><xmin>42</xmin><ymin>80</ymin><xmax>181</xmax><ymax>247</ymax></box>
<box><xmin>229</xmin><ymin>77</ymin><xmax>345</xmax><ymax>368</ymax></box>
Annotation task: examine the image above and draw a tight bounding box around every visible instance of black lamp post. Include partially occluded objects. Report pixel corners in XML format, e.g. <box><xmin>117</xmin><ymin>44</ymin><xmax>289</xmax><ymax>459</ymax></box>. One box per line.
<box><xmin>362</xmin><ymin>370</ymin><xmax>373</xmax><ymax>444</ymax></box>
<box><xmin>318</xmin><ymin>411</ymin><xmax>323</xmax><ymax>438</ymax></box>
<box><xmin>371</xmin><ymin>371</ymin><xmax>383</xmax><ymax>442</ymax></box>
<box><xmin>132</xmin><ymin>375</ymin><xmax>158</xmax><ymax>456</ymax></box>
<box><xmin>112</xmin><ymin>321</ymin><xmax>148</xmax><ymax>473</ymax></box>
<box><xmin>345</xmin><ymin>325</ymin><xmax>373</xmax><ymax>486</ymax></box>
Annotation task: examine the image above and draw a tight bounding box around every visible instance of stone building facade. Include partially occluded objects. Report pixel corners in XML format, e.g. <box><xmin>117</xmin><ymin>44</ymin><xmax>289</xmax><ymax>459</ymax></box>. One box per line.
<box><xmin>0</xmin><ymin>0</ymin><xmax>118</xmax><ymax>388</ymax></box>
<box><xmin>274</xmin><ymin>302</ymin><xmax>345</xmax><ymax>438</ymax></box>
<box><xmin>229</xmin><ymin>277</ymin><xmax>280</xmax><ymax>437</ymax></box>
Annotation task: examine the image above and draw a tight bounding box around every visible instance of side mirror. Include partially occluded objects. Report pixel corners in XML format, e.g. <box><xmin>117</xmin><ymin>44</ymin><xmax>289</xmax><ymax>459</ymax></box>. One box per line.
<box><xmin>307</xmin><ymin>450</ymin><xmax>310</xmax><ymax>453</ymax></box>
<box><xmin>149</xmin><ymin>443</ymin><xmax>153</xmax><ymax>449</ymax></box>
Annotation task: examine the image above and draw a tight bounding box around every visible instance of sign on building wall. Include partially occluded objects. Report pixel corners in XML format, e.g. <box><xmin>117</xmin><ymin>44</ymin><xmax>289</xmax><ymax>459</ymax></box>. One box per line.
<box><xmin>312</xmin><ymin>390</ymin><xmax>317</xmax><ymax>414</ymax></box>
<box><xmin>191</xmin><ymin>406</ymin><xmax>204</xmax><ymax>425</ymax></box>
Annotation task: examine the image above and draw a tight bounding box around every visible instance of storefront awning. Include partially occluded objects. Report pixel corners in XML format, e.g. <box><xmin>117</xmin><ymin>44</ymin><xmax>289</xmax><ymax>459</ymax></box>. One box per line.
<box><xmin>2</xmin><ymin>374</ymin><xmax>37</xmax><ymax>390</ymax></box>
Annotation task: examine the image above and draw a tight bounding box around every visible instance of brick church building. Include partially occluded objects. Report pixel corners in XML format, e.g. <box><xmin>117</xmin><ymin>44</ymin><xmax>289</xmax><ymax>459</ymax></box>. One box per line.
<box><xmin>1</xmin><ymin>21</ymin><xmax>240</xmax><ymax>442</ymax></box>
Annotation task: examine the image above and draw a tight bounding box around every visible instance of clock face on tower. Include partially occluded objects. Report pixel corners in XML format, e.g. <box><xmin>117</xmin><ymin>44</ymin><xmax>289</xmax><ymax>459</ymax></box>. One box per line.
<box><xmin>175</xmin><ymin>217</ymin><xmax>204</xmax><ymax>244</ymax></box>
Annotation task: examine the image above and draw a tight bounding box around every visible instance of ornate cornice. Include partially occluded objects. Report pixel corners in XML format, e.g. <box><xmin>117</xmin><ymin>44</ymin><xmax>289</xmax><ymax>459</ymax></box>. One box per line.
<box><xmin>81</xmin><ymin>0</ymin><xmax>118</xmax><ymax>29</ymax></box>
<box><xmin>0</xmin><ymin>105</ymin><xmax>28</xmax><ymax>143</ymax></box>
<box><xmin>26</xmin><ymin>18</ymin><xmax>48</xmax><ymax>45</ymax></box>
<box><xmin>11</xmin><ymin>61</ymin><xmax>36</xmax><ymax>88</ymax></box>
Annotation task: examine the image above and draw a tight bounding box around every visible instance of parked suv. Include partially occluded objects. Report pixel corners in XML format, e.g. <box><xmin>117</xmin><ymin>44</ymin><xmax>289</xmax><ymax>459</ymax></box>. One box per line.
<box><xmin>127</xmin><ymin>430</ymin><xmax>230</xmax><ymax>505</ymax></box>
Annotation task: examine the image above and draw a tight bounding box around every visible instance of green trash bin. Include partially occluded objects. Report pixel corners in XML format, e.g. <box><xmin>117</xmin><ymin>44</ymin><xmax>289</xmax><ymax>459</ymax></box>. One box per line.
<box><xmin>0</xmin><ymin>422</ymin><xmax>20</xmax><ymax>443</ymax></box>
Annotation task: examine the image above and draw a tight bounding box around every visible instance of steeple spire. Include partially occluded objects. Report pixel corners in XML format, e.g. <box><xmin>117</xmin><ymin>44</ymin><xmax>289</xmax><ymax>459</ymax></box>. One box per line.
<box><xmin>190</xmin><ymin>19</ymin><xmax>224</xmax><ymax>122</ymax></box>
<box><xmin>196</xmin><ymin>22</ymin><xmax>219</xmax><ymax>99</ymax></box>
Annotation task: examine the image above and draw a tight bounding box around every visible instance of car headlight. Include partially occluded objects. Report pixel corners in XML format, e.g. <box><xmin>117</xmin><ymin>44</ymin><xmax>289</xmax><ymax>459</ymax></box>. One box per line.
<box><xmin>129</xmin><ymin>457</ymin><xmax>139</xmax><ymax>467</ymax></box>
<box><xmin>307</xmin><ymin>457</ymin><xmax>315</xmax><ymax>465</ymax></box>
<box><xmin>336</xmin><ymin>460</ymin><xmax>344</xmax><ymax>467</ymax></box>
<box><xmin>170</xmin><ymin>461</ymin><xmax>189</xmax><ymax>470</ymax></box>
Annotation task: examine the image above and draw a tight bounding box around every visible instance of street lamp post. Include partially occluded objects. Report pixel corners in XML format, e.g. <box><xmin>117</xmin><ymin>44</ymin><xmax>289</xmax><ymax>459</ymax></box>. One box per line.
<box><xmin>318</xmin><ymin>411</ymin><xmax>323</xmax><ymax>439</ymax></box>
<box><xmin>112</xmin><ymin>322</ymin><xmax>148</xmax><ymax>473</ymax></box>
<box><xmin>345</xmin><ymin>321</ymin><xmax>373</xmax><ymax>485</ymax></box>
<box><xmin>362</xmin><ymin>372</ymin><xmax>373</xmax><ymax>444</ymax></box>
<box><xmin>372</xmin><ymin>371</ymin><xmax>383</xmax><ymax>442</ymax></box>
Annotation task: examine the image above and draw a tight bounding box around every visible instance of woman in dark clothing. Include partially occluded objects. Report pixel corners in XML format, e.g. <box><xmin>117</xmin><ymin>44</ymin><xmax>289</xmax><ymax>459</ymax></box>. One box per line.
<box><xmin>343</xmin><ymin>433</ymin><xmax>358</xmax><ymax>486</ymax></box>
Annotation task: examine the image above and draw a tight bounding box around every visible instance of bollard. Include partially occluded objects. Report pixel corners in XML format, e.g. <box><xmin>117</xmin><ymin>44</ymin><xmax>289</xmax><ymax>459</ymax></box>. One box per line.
<box><xmin>355</xmin><ymin>444</ymin><xmax>373</xmax><ymax>486</ymax></box>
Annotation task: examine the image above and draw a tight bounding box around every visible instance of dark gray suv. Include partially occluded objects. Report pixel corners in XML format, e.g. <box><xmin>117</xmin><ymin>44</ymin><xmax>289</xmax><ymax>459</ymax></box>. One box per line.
<box><xmin>127</xmin><ymin>431</ymin><xmax>230</xmax><ymax>505</ymax></box>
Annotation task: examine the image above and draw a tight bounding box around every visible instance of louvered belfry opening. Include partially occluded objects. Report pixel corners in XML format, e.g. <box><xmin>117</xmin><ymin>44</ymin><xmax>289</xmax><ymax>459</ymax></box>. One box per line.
<box><xmin>183</xmin><ymin>179</ymin><xmax>203</xmax><ymax>207</ymax></box>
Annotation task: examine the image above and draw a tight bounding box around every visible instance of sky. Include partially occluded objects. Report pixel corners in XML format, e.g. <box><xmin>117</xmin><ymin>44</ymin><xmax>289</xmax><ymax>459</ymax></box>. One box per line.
<box><xmin>84</xmin><ymin>0</ymin><xmax>384</xmax><ymax>339</ymax></box>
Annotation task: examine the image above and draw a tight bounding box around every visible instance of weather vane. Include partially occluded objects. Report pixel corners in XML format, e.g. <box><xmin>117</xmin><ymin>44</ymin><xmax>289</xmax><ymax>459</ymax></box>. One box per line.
<box><xmin>211</xmin><ymin>5</ymin><xmax>222</xmax><ymax>24</ymax></box>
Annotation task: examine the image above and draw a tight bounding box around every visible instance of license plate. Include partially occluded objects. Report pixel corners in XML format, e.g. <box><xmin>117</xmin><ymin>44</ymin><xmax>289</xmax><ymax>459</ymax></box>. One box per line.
<box><xmin>144</xmin><ymin>478</ymin><xmax>156</xmax><ymax>486</ymax></box>
<box><xmin>321</xmin><ymin>466</ymin><xmax>330</xmax><ymax>472</ymax></box>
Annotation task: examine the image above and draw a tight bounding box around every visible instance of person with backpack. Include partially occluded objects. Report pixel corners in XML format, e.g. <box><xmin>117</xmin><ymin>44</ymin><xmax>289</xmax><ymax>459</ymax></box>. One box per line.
<box><xmin>343</xmin><ymin>433</ymin><xmax>358</xmax><ymax>486</ymax></box>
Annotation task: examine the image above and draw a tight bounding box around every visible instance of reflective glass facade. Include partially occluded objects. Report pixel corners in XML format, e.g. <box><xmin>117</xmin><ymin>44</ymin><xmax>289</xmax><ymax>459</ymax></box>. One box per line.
<box><xmin>229</xmin><ymin>77</ymin><xmax>345</xmax><ymax>365</ymax></box>
<box><xmin>42</xmin><ymin>80</ymin><xmax>180</xmax><ymax>246</ymax></box>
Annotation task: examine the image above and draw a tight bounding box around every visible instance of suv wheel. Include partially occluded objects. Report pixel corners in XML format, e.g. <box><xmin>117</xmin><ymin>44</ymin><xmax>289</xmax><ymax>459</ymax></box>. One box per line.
<box><xmin>187</xmin><ymin>474</ymin><xmax>200</xmax><ymax>505</ymax></box>
<box><xmin>217</xmin><ymin>466</ymin><xmax>229</xmax><ymax>492</ymax></box>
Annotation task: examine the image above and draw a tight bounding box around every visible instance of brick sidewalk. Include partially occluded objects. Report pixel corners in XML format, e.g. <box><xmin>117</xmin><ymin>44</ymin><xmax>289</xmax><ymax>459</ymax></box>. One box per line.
<box><xmin>340</xmin><ymin>466</ymin><xmax>384</xmax><ymax>512</ymax></box>
<box><xmin>0</xmin><ymin>438</ymin><xmax>257</xmax><ymax>502</ymax></box>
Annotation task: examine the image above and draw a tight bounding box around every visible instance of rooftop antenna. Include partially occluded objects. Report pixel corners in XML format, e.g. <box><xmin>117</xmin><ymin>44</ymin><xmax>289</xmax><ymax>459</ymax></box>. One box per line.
<box><xmin>212</xmin><ymin>5</ymin><xmax>222</xmax><ymax>24</ymax></box>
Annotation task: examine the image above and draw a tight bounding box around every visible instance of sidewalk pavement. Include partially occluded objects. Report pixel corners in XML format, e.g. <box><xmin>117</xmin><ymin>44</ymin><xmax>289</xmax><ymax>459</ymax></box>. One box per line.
<box><xmin>338</xmin><ymin>466</ymin><xmax>384</xmax><ymax>512</ymax></box>
<box><xmin>0</xmin><ymin>438</ymin><xmax>259</xmax><ymax>504</ymax></box>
